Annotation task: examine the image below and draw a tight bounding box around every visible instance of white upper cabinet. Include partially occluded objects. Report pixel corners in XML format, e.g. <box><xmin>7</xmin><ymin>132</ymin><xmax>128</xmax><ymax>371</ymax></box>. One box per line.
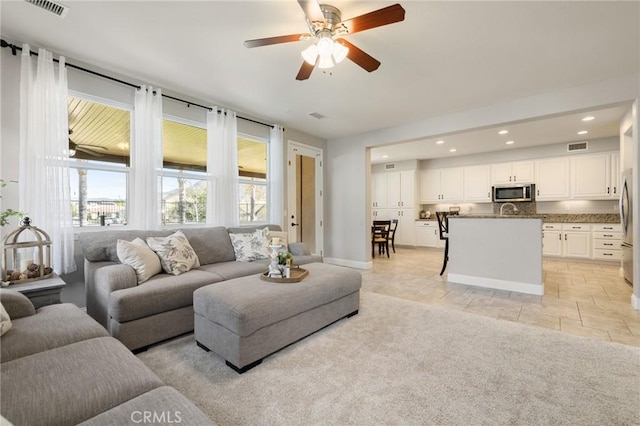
<box><xmin>490</xmin><ymin>161</ymin><xmax>534</xmax><ymax>184</ymax></box>
<box><xmin>463</xmin><ymin>165</ymin><xmax>492</xmax><ymax>202</ymax></box>
<box><xmin>571</xmin><ymin>152</ymin><xmax>620</xmax><ymax>200</ymax></box>
<box><xmin>387</xmin><ymin>170</ymin><xmax>416</xmax><ymax>208</ymax></box>
<box><xmin>420</xmin><ymin>168</ymin><xmax>463</xmax><ymax>203</ymax></box>
<box><xmin>535</xmin><ymin>157</ymin><xmax>569</xmax><ymax>200</ymax></box>
<box><xmin>371</xmin><ymin>173</ymin><xmax>388</xmax><ymax>208</ymax></box>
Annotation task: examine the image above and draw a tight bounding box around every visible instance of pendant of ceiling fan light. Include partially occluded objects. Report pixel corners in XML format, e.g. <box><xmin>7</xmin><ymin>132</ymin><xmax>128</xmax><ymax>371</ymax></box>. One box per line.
<box><xmin>317</xmin><ymin>54</ymin><xmax>334</xmax><ymax>69</ymax></box>
<box><xmin>332</xmin><ymin>42</ymin><xmax>348</xmax><ymax>63</ymax></box>
<box><xmin>301</xmin><ymin>44</ymin><xmax>319</xmax><ymax>65</ymax></box>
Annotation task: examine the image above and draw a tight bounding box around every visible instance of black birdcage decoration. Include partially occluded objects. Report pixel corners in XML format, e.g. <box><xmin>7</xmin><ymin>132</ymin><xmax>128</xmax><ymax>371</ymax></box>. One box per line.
<box><xmin>2</xmin><ymin>217</ymin><xmax>53</xmax><ymax>283</ymax></box>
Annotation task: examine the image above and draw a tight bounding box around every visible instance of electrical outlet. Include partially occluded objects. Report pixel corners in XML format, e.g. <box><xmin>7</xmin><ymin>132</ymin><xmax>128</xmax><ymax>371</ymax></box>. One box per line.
<box><xmin>613</xmin><ymin>202</ymin><xmax>618</xmax><ymax>211</ymax></box>
<box><xmin>565</xmin><ymin>203</ymin><xmax>571</xmax><ymax>211</ymax></box>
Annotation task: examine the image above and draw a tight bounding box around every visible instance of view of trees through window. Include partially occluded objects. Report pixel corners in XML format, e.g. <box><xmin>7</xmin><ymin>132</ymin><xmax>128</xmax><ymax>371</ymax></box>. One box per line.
<box><xmin>68</xmin><ymin>96</ymin><xmax>270</xmax><ymax>227</ymax></box>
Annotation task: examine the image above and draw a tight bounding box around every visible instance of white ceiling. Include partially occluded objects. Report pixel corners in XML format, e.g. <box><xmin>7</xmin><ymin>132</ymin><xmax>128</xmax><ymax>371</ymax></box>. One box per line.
<box><xmin>1</xmin><ymin>1</ymin><xmax>638</xmax><ymax>159</ymax></box>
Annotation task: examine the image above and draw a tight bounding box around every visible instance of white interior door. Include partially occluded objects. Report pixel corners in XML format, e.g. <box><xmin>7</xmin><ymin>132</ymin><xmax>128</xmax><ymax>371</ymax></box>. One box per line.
<box><xmin>287</xmin><ymin>141</ymin><xmax>323</xmax><ymax>256</ymax></box>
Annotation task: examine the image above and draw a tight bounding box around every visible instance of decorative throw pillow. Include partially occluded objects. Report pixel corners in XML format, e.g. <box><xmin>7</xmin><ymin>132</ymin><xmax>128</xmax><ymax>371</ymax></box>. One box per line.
<box><xmin>0</xmin><ymin>302</ymin><xmax>12</xmax><ymax>336</ymax></box>
<box><xmin>146</xmin><ymin>231</ymin><xmax>200</xmax><ymax>276</ymax></box>
<box><xmin>117</xmin><ymin>238</ymin><xmax>162</xmax><ymax>284</ymax></box>
<box><xmin>229</xmin><ymin>228</ymin><xmax>271</xmax><ymax>262</ymax></box>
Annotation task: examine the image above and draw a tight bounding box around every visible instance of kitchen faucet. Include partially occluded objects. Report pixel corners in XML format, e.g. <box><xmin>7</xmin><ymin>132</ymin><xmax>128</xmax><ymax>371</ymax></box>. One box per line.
<box><xmin>500</xmin><ymin>202</ymin><xmax>519</xmax><ymax>216</ymax></box>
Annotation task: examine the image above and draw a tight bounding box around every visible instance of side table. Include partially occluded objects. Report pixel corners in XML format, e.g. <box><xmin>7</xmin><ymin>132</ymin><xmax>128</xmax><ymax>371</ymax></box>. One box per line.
<box><xmin>8</xmin><ymin>275</ymin><xmax>66</xmax><ymax>309</ymax></box>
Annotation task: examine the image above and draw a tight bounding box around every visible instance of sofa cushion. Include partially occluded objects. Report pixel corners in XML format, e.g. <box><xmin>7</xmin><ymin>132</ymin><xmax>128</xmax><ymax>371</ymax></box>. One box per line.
<box><xmin>109</xmin><ymin>270</ymin><xmax>224</xmax><ymax>323</ymax></box>
<box><xmin>147</xmin><ymin>231</ymin><xmax>201</xmax><ymax>275</ymax></box>
<box><xmin>228</xmin><ymin>228</ymin><xmax>271</xmax><ymax>262</ymax></box>
<box><xmin>0</xmin><ymin>302</ymin><xmax>12</xmax><ymax>336</ymax></box>
<box><xmin>80</xmin><ymin>230</ymin><xmax>172</xmax><ymax>262</ymax></box>
<box><xmin>78</xmin><ymin>386</ymin><xmax>215</xmax><ymax>425</ymax></box>
<box><xmin>0</xmin><ymin>303</ymin><xmax>109</xmax><ymax>363</ymax></box>
<box><xmin>199</xmin><ymin>260</ymin><xmax>269</xmax><ymax>281</ymax></box>
<box><xmin>117</xmin><ymin>238</ymin><xmax>162</xmax><ymax>283</ymax></box>
<box><xmin>0</xmin><ymin>337</ymin><xmax>164</xmax><ymax>426</ymax></box>
<box><xmin>180</xmin><ymin>227</ymin><xmax>236</xmax><ymax>264</ymax></box>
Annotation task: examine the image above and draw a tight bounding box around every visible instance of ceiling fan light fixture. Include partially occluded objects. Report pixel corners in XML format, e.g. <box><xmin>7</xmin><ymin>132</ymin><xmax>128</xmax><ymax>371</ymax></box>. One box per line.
<box><xmin>332</xmin><ymin>42</ymin><xmax>349</xmax><ymax>63</ymax></box>
<box><xmin>301</xmin><ymin>44</ymin><xmax>319</xmax><ymax>65</ymax></box>
<box><xmin>317</xmin><ymin>54</ymin><xmax>334</xmax><ymax>69</ymax></box>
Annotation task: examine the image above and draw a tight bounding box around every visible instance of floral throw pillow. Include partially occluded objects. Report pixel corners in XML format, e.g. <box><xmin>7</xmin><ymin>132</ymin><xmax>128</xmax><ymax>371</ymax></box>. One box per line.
<box><xmin>229</xmin><ymin>228</ymin><xmax>271</xmax><ymax>262</ymax></box>
<box><xmin>146</xmin><ymin>231</ymin><xmax>200</xmax><ymax>276</ymax></box>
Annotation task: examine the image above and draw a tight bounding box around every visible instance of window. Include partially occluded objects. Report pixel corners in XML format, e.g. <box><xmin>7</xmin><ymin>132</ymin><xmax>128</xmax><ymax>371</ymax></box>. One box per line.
<box><xmin>238</xmin><ymin>135</ymin><xmax>268</xmax><ymax>224</ymax></box>
<box><xmin>67</xmin><ymin>95</ymin><xmax>131</xmax><ymax>227</ymax></box>
<box><xmin>161</xmin><ymin>118</ymin><xmax>208</xmax><ymax>225</ymax></box>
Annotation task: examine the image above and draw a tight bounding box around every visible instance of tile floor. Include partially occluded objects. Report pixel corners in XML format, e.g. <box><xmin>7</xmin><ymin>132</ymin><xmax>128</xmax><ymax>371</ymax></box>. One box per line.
<box><xmin>362</xmin><ymin>247</ymin><xmax>640</xmax><ymax>347</ymax></box>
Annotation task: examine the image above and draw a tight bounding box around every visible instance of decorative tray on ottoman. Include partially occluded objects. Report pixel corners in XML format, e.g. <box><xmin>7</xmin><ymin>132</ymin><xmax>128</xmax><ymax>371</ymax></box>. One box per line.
<box><xmin>260</xmin><ymin>267</ymin><xmax>308</xmax><ymax>283</ymax></box>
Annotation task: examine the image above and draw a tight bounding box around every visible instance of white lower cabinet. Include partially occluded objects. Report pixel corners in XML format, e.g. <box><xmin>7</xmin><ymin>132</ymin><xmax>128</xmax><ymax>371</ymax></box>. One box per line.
<box><xmin>372</xmin><ymin>209</ymin><xmax>389</xmax><ymax>221</ymax></box>
<box><xmin>542</xmin><ymin>223</ymin><xmax>620</xmax><ymax>261</ymax></box>
<box><xmin>542</xmin><ymin>223</ymin><xmax>563</xmax><ymax>256</ymax></box>
<box><xmin>391</xmin><ymin>209</ymin><xmax>416</xmax><ymax>246</ymax></box>
<box><xmin>416</xmin><ymin>221</ymin><xmax>443</xmax><ymax>248</ymax></box>
<box><xmin>592</xmin><ymin>224</ymin><xmax>622</xmax><ymax>260</ymax></box>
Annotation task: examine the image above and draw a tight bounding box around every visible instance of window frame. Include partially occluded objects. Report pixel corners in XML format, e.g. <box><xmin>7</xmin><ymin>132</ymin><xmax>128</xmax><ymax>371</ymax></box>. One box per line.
<box><xmin>237</xmin><ymin>132</ymin><xmax>269</xmax><ymax>226</ymax></box>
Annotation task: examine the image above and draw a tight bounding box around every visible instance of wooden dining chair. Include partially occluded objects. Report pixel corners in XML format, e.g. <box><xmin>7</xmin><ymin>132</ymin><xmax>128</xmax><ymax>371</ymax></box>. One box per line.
<box><xmin>387</xmin><ymin>219</ymin><xmax>398</xmax><ymax>253</ymax></box>
<box><xmin>371</xmin><ymin>220</ymin><xmax>391</xmax><ymax>258</ymax></box>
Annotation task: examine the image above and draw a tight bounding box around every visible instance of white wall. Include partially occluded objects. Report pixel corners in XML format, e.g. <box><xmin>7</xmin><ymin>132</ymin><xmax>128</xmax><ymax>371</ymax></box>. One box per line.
<box><xmin>325</xmin><ymin>74</ymin><xmax>640</xmax><ymax>267</ymax></box>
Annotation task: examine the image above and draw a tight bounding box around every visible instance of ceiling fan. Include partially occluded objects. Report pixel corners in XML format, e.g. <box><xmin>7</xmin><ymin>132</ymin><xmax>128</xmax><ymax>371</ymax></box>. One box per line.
<box><xmin>243</xmin><ymin>1</ymin><xmax>406</xmax><ymax>80</ymax></box>
<box><xmin>68</xmin><ymin>129</ymin><xmax>109</xmax><ymax>157</ymax></box>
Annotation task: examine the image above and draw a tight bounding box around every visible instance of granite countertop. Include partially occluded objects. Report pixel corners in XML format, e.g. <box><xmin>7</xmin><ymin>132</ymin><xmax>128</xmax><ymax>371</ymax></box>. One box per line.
<box><xmin>416</xmin><ymin>213</ymin><xmax>620</xmax><ymax>223</ymax></box>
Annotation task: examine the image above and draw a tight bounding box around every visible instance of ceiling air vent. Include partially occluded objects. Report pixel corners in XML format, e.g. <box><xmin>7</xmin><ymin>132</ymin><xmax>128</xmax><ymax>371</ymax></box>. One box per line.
<box><xmin>385</xmin><ymin>163</ymin><xmax>396</xmax><ymax>170</ymax></box>
<box><xmin>309</xmin><ymin>112</ymin><xmax>325</xmax><ymax>120</ymax></box>
<box><xmin>24</xmin><ymin>0</ymin><xmax>69</xmax><ymax>17</ymax></box>
<box><xmin>567</xmin><ymin>141</ymin><xmax>588</xmax><ymax>152</ymax></box>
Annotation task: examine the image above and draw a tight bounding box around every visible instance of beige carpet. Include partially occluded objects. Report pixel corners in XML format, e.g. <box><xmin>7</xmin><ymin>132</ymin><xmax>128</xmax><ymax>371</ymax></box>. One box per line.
<box><xmin>137</xmin><ymin>292</ymin><xmax>640</xmax><ymax>425</ymax></box>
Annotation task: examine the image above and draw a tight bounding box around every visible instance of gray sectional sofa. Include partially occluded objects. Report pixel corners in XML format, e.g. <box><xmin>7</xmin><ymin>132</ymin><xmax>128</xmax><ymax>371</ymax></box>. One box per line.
<box><xmin>79</xmin><ymin>225</ymin><xmax>322</xmax><ymax>351</ymax></box>
<box><xmin>0</xmin><ymin>289</ymin><xmax>213</xmax><ymax>426</ymax></box>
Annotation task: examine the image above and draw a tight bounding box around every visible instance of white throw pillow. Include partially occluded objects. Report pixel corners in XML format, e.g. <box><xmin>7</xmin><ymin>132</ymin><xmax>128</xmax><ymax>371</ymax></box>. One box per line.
<box><xmin>229</xmin><ymin>228</ymin><xmax>271</xmax><ymax>262</ymax></box>
<box><xmin>117</xmin><ymin>238</ymin><xmax>162</xmax><ymax>284</ymax></box>
<box><xmin>146</xmin><ymin>231</ymin><xmax>200</xmax><ymax>276</ymax></box>
<box><xmin>0</xmin><ymin>302</ymin><xmax>12</xmax><ymax>336</ymax></box>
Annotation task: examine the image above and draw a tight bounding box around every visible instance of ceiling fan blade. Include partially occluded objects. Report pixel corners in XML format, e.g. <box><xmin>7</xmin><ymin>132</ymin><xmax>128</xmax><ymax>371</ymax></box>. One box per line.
<box><xmin>340</xmin><ymin>4</ymin><xmax>405</xmax><ymax>35</ymax></box>
<box><xmin>77</xmin><ymin>146</ymin><xmax>105</xmax><ymax>157</ymax></box>
<box><xmin>297</xmin><ymin>0</ymin><xmax>326</xmax><ymax>26</ymax></box>
<box><xmin>296</xmin><ymin>61</ymin><xmax>315</xmax><ymax>81</ymax></box>
<box><xmin>244</xmin><ymin>34</ymin><xmax>310</xmax><ymax>48</ymax></box>
<box><xmin>336</xmin><ymin>39</ymin><xmax>381</xmax><ymax>72</ymax></box>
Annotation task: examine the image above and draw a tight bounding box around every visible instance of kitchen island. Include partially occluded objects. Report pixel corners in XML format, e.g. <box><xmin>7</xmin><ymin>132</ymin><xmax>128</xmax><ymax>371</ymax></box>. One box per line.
<box><xmin>447</xmin><ymin>216</ymin><xmax>544</xmax><ymax>295</ymax></box>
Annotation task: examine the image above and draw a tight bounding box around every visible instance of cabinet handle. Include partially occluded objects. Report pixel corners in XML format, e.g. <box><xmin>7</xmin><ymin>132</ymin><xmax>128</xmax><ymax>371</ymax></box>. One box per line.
<box><xmin>514</xmin><ymin>175</ymin><xmax>516</xmax><ymax>181</ymax></box>
<box><xmin>607</xmin><ymin>187</ymin><xmax>610</xmax><ymax>194</ymax></box>
<box><xmin>509</xmin><ymin>176</ymin><xmax>512</xmax><ymax>182</ymax></box>
<box><xmin>614</xmin><ymin>187</ymin><xmax>617</xmax><ymax>194</ymax></box>
<box><xmin>537</xmin><ymin>189</ymin><xmax>540</xmax><ymax>196</ymax></box>
<box><xmin>565</xmin><ymin>234</ymin><xmax>567</xmax><ymax>240</ymax></box>
<box><xmin>604</xmin><ymin>227</ymin><xmax>613</xmax><ymax>230</ymax></box>
<box><xmin>572</xmin><ymin>226</ymin><xmax>581</xmax><ymax>229</ymax></box>
<box><xmin>558</xmin><ymin>234</ymin><xmax>561</xmax><ymax>240</ymax></box>
<box><xmin>604</xmin><ymin>253</ymin><xmax>613</xmax><ymax>256</ymax></box>
<box><xmin>603</xmin><ymin>234</ymin><xmax>613</xmax><ymax>237</ymax></box>
<box><xmin>604</xmin><ymin>243</ymin><xmax>613</xmax><ymax>246</ymax></box>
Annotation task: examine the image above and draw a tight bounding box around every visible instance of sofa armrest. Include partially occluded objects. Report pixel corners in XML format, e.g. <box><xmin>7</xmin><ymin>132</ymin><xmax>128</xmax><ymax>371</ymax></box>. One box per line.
<box><xmin>0</xmin><ymin>289</ymin><xmax>36</xmax><ymax>319</ymax></box>
<box><xmin>289</xmin><ymin>242</ymin><xmax>311</xmax><ymax>256</ymax></box>
<box><xmin>92</xmin><ymin>264</ymin><xmax>137</xmax><ymax>328</ymax></box>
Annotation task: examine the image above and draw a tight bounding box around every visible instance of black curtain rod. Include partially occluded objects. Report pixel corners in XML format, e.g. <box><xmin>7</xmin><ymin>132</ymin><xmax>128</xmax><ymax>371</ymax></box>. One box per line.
<box><xmin>1</xmin><ymin>39</ymin><xmax>275</xmax><ymax>129</ymax></box>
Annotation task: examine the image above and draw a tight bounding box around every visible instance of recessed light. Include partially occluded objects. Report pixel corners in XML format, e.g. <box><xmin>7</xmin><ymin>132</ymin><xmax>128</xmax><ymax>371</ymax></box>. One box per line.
<box><xmin>436</xmin><ymin>140</ymin><xmax>445</xmax><ymax>144</ymax></box>
<box><xmin>382</xmin><ymin>155</ymin><xmax>389</xmax><ymax>158</ymax></box>
<box><xmin>506</xmin><ymin>140</ymin><xmax>514</xmax><ymax>145</ymax></box>
<box><xmin>577</xmin><ymin>130</ymin><xmax>588</xmax><ymax>135</ymax></box>
<box><xmin>581</xmin><ymin>116</ymin><xmax>595</xmax><ymax>122</ymax></box>
<box><xmin>449</xmin><ymin>148</ymin><xmax>456</xmax><ymax>153</ymax></box>
<box><xmin>498</xmin><ymin>130</ymin><xmax>509</xmax><ymax>135</ymax></box>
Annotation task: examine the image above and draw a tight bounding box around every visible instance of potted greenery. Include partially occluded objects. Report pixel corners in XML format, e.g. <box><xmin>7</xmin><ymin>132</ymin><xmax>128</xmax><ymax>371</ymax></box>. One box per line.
<box><xmin>0</xmin><ymin>179</ymin><xmax>23</xmax><ymax>227</ymax></box>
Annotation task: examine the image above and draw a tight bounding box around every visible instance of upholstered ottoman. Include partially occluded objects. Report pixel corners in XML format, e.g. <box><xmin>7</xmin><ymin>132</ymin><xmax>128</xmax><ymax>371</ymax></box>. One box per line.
<box><xmin>193</xmin><ymin>262</ymin><xmax>361</xmax><ymax>373</ymax></box>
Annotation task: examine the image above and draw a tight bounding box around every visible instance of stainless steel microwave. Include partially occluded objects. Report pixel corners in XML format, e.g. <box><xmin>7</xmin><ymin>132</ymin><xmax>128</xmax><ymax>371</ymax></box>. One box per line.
<box><xmin>492</xmin><ymin>184</ymin><xmax>535</xmax><ymax>202</ymax></box>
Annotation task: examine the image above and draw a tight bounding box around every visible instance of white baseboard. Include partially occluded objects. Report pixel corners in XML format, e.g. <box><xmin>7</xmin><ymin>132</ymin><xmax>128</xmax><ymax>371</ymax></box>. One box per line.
<box><xmin>632</xmin><ymin>293</ymin><xmax>640</xmax><ymax>311</ymax></box>
<box><xmin>324</xmin><ymin>257</ymin><xmax>372</xmax><ymax>270</ymax></box>
<box><xmin>447</xmin><ymin>273</ymin><xmax>544</xmax><ymax>296</ymax></box>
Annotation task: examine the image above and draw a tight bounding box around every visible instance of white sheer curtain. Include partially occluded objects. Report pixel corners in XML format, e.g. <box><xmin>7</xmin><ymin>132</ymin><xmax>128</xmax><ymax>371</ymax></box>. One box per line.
<box><xmin>130</xmin><ymin>86</ymin><xmax>163</xmax><ymax>229</ymax></box>
<box><xmin>19</xmin><ymin>45</ymin><xmax>76</xmax><ymax>274</ymax></box>
<box><xmin>269</xmin><ymin>125</ymin><xmax>284</xmax><ymax>227</ymax></box>
<box><xmin>206</xmin><ymin>108</ymin><xmax>239</xmax><ymax>227</ymax></box>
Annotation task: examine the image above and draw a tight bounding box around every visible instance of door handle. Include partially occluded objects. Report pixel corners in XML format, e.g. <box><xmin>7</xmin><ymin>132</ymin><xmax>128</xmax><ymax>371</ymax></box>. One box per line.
<box><xmin>291</xmin><ymin>222</ymin><xmax>299</xmax><ymax>227</ymax></box>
